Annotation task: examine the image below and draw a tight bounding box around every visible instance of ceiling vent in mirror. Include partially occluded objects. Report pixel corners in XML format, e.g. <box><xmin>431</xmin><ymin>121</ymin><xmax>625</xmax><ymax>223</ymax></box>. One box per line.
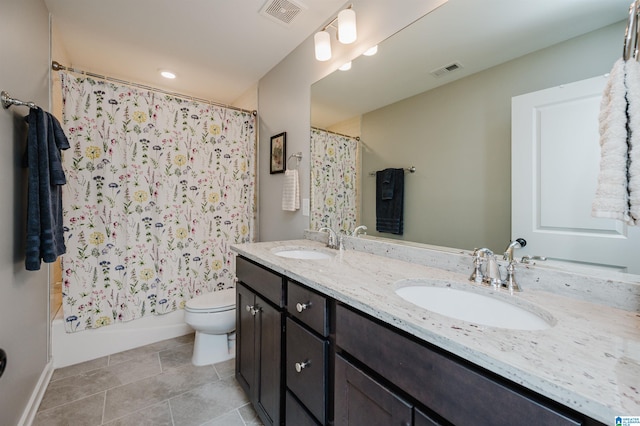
<box><xmin>430</xmin><ymin>62</ymin><xmax>463</xmax><ymax>78</ymax></box>
<box><xmin>260</xmin><ymin>0</ymin><xmax>307</xmax><ymax>26</ymax></box>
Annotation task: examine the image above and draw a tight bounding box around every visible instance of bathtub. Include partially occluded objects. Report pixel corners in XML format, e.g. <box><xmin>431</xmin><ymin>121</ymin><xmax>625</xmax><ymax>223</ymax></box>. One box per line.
<box><xmin>51</xmin><ymin>308</ymin><xmax>193</xmax><ymax>368</ymax></box>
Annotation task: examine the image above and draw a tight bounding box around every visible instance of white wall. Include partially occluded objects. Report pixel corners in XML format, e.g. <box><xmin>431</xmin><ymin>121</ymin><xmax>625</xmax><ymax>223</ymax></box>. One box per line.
<box><xmin>257</xmin><ymin>0</ymin><xmax>447</xmax><ymax>241</ymax></box>
<box><xmin>0</xmin><ymin>0</ymin><xmax>52</xmax><ymax>424</ymax></box>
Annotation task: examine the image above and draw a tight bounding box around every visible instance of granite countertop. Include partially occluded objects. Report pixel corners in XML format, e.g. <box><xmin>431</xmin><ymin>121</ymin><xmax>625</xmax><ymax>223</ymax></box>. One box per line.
<box><xmin>231</xmin><ymin>239</ymin><xmax>640</xmax><ymax>423</ymax></box>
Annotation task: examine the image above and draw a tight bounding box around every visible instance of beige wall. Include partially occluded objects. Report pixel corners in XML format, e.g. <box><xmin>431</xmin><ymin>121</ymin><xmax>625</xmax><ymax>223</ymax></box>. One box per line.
<box><xmin>257</xmin><ymin>0</ymin><xmax>447</xmax><ymax>242</ymax></box>
<box><xmin>359</xmin><ymin>22</ymin><xmax>624</xmax><ymax>253</ymax></box>
<box><xmin>0</xmin><ymin>0</ymin><xmax>52</xmax><ymax>423</ymax></box>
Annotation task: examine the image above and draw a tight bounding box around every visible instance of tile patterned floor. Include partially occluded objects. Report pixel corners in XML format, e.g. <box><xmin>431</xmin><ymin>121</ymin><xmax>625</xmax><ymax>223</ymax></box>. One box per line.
<box><xmin>35</xmin><ymin>334</ymin><xmax>263</xmax><ymax>426</ymax></box>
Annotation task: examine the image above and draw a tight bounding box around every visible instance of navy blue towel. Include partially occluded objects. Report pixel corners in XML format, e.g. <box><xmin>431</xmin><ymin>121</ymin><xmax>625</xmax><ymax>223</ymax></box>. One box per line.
<box><xmin>376</xmin><ymin>168</ymin><xmax>404</xmax><ymax>235</ymax></box>
<box><xmin>25</xmin><ymin>108</ymin><xmax>70</xmax><ymax>271</ymax></box>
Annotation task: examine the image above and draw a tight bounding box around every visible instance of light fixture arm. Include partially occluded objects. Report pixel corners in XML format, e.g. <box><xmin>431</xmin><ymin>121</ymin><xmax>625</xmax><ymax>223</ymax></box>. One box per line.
<box><xmin>313</xmin><ymin>4</ymin><xmax>356</xmax><ymax>61</ymax></box>
<box><xmin>321</xmin><ymin>4</ymin><xmax>352</xmax><ymax>32</ymax></box>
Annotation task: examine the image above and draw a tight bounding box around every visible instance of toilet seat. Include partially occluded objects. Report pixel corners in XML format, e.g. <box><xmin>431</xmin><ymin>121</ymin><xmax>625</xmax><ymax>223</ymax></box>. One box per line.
<box><xmin>185</xmin><ymin>288</ymin><xmax>236</xmax><ymax>313</ymax></box>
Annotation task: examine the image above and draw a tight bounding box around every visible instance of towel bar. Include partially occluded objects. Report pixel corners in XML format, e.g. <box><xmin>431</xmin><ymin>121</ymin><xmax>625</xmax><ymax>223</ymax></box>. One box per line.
<box><xmin>1</xmin><ymin>91</ymin><xmax>38</xmax><ymax>110</ymax></box>
<box><xmin>368</xmin><ymin>166</ymin><xmax>415</xmax><ymax>176</ymax></box>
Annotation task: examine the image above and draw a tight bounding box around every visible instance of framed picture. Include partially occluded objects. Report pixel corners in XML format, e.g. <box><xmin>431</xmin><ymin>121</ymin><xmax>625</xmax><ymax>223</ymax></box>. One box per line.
<box><xmin>270</xmin><ymin>132</ymin><xmax>286</xmax><ymax>174</ymax></box>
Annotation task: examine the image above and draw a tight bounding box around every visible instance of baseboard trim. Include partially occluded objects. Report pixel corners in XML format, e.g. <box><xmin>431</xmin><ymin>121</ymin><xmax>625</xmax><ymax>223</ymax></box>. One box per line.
<box><xmin>18</xmin><ymin>359</ymin><xmax>54</xmax><ymax>426</ymax></box>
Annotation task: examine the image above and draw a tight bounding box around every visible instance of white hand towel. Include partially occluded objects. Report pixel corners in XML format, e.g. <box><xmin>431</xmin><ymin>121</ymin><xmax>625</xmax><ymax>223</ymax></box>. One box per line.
<box><xmin>592</xmin><ymin>58</ymin><xmax>631</xmax><ymax>223</ymax></box>
<box><xmin>282</xmin><ymin>169</ymin><xmax>300</xmax><ymax>211</ymax></box>
<box><xmin>627</xmin><ymin>59</ymin><xmax>640</xmax><ymax>225</ymax></box>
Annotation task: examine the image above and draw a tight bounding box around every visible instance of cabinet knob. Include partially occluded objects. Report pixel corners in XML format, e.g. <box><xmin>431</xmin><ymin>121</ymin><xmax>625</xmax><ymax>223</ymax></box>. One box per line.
<box><xmin>295</xmin><ymin>360</ymin><xmax>310</xmax><ymax>373</ymax></box>
<box><xmin>245</xmin><ymin>305</ymin><xmax>261</xmax><ymax>316</ymax></box>
<box><xmin>296</xmin><ymin>302</ymin><xmax>311</xmax><ymax>313</ymax></box>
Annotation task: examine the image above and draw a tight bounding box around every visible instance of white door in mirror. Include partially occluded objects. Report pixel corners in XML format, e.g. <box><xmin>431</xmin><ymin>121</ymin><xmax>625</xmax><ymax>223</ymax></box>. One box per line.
<box><xmin>512</xmin><ymin>75</ymin><xmax>640</xmax><ymax>273</ymax></box>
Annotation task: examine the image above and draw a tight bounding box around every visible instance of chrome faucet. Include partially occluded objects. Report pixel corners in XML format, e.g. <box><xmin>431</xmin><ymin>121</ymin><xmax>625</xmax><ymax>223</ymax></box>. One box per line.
<box><xmin>469</xmin><ymin>248</ymin><xmax>501</xmax><ymax>286</ymax></box>
<box><xmin>502</xmin><ymin>238</ymin><xmax>526</xmax><ymax>292</ymax></box>
<box><xmin>503</xmin><ymin>238</ymin><xmax>526</xmax><ymax>263</ymax></box>
<box><xmin>319</xmin><ymin>227</ymin><xmax>339</xmax><ymax>249</ymax></box>
<box><xmin>352</xmin><ymin>225</ymin><xmax>368</xmax><ymax>237</ymax></box>
<box><xmin>470</xmin><ymin>238</ymin><xmax>528</xmax><ymax>292</ymax></box>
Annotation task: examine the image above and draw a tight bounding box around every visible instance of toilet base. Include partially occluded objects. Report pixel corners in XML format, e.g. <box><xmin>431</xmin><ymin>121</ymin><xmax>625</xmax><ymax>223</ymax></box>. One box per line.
<box><xmin>191</xmin><ymin>331</ymin><xmax>235</xmax><ymax>366</ymax></box>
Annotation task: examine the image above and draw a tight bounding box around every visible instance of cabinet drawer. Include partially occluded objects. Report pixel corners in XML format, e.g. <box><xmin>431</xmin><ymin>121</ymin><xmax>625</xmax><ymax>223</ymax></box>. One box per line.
<box><xmin>236</xmin><ymin>256</ymin><xmax>284</xmax><ymax>308</ymax></box>
<box><xmin>286</xmin><ymin>318</ymin><xmax>328</xmax><ymax>424</ymax></box>
<box><xmin>287</xmin><ymin>281</ymin><xmax>329</xmax><ymax>337</ymax></box>
<box><xmin>336</xmin><ymin>304</ymin><xmax>581</xmax><ymax>426</ymax></box>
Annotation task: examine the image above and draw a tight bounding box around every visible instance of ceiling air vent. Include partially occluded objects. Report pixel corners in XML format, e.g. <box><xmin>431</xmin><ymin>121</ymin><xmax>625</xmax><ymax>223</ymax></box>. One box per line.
<box><xmin>260</xmin><ymin>0</ymin><xmax>307</xmax><ymax>26</ymax></box>
<box><xmin>430</xmin><ymin>62</ymin><xmax>463</xmax><ymax>78</ymax></box>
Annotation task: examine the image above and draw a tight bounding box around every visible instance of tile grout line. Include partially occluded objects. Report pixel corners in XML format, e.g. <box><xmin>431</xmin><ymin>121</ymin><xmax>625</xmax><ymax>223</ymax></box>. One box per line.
<box><xmin>100</xmin><ymin>391</ymin><xmax>107</xmax><ymax>425</ymax></box>
<box><xmin>168</xmin><ymin>398</ymin><xmax>176</xmax><ymax>426</ymax></box>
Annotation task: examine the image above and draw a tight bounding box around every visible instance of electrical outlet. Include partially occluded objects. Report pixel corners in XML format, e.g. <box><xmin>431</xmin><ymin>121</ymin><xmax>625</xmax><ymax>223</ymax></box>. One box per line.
<box><xmin>302</xmin><ymin>198</ymin><xmax>310</xmax><ymax>216</ymax></box>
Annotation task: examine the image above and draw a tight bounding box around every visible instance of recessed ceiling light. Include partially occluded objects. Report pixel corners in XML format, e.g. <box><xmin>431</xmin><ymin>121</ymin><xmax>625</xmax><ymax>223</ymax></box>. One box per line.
<box><xmin>160</xmin><ymin>70</ymin><xmax>176</xmax><ymax>79</ymax></box>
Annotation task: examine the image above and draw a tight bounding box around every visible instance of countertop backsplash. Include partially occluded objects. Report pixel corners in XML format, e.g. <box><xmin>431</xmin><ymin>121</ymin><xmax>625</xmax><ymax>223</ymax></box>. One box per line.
<box><xmin>304</xmin><ymin>229</ymin><xmax>640</xmax><ymax>312</ymax></box>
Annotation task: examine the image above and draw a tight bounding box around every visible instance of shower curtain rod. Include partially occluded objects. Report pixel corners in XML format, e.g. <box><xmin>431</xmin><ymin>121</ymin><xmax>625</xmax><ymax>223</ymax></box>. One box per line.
<box><xmin>51</xmin><ymin>61</ymin><xmax>257</xmax><ymax>116</ymax></box>
<box><xmin>311</xmin><ymin>126</ymin><xmax>360</xmax><ymax>141</ymax></box>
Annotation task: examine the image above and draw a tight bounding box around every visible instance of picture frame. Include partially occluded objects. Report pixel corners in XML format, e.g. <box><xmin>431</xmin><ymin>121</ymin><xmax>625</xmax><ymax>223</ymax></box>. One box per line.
<box><xmin>270</xmin><ymin>132</ymin><xmax>286</xmax><ymax>174</ymax></box>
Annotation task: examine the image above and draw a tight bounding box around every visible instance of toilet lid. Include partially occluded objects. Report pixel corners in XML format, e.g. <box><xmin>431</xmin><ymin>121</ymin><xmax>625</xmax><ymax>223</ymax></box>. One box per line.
<box><xmin>185</xmin><ymin>288</ymin><xmax>236</xmax><ymax>312</ymax></box>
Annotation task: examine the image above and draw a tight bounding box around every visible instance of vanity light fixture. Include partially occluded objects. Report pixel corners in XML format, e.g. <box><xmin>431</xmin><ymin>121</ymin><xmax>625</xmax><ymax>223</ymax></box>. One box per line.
<box><xmin>338</xmin><ymin>61</ymin><xmax>352</xmax><ymax>71</ymax></box>
<box><xmin>314</xmin><ymin>31</ymin><xmax>332</xmax><ymax>61</ymax></box>
<box><xmin>313</xmin><ymin>5</ymin><xmax>357</xmax><ymax>62</ymax></box>
<box><xmin>363</xmin><ymin>45</ymin><xmax>378</xmax><ymax>56</ymax></box>
<box><xmin>337</xmin><ymin>8</ymin><xmax>357</xmax><ymax>44</ymax></box>
<box><xmin>160</xmin><ymin>70</ymin><xmax>176</xmax><ymax>79</ymax></box>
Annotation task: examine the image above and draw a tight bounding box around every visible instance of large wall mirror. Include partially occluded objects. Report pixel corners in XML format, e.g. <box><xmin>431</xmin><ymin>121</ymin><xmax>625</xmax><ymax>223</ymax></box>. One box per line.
<box><xmin>310</xmin><ymin>0</ymin><xmax>632</xmax><ymax>266</ymax></box>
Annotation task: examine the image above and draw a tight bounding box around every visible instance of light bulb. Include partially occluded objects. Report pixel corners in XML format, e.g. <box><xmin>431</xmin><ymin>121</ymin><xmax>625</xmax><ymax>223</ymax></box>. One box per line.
<box><xmin>339</xmin><ymin>62</ymin><xmax>352</xmax><ymax>71</ymax></box>
<box><xmin>160</xmin><ymin>70</ymin><xmax>176</xmax><ymax>79</ymax></box>
<box><xmin>314</xmin><ymin>31</ymin><xmax>331</xmax><ymax>61</ymax></box>
<box><xmin>338</xmin><ymin>9</ymin><xmax>357</xmax><ymax>44</ymax></box>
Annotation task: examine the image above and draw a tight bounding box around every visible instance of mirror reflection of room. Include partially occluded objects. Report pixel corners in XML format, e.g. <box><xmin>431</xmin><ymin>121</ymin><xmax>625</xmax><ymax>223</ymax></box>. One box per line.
<box><xmin>311</xmin><ymin>0</ymin><xmax>634</xmax><ymax>266</ymax></box>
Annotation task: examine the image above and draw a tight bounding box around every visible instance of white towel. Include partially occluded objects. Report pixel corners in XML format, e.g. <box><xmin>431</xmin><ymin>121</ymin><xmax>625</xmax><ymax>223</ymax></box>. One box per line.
<box><xmin>282</xmin><ymin>169</ymin><xmax>300</xmax><ymax>211</ymax></box>
<box><xmin>627</xmin><ymin>59</ymin><xmax>640</xmax><ymax>224</ymax></box>
<box><xmin>592</xmin><ymin>59</ymin><xmax>632</xmax><ymax>223</ymax></box>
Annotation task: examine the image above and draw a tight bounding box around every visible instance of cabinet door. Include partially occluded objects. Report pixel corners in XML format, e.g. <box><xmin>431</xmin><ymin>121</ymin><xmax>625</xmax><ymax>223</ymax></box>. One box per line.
<box><xmin>335</xmin><ymin>355</ymin><xmax>412</xmax><ymax>426</ymax></box>
<box><xmin>255</xmin><ymin>293</ymin><xmax>283</xmax><ymax>426</ymax></box>
<box><xmin>286</xmin><ymin>391</ymin><xmax>320</xmax><ymax>426</ymax></box>
<box><xmin>286</xmin><ymin>318</ymin><xmax>328</xmax><ymax>424</ymax></box>
<box><xmin>236</xmin><ymin>283</ymin><xmax>255</xmax><ymax>395</ymax></box>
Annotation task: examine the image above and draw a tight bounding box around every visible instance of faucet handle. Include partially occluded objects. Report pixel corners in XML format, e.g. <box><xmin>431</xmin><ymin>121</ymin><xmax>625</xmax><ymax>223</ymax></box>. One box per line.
<box><xmin>469</xmin><ymin>251</ymin><xmax>485</xmax><ymax>283</ymax></box>
<box><xmin>505</xmin><ymin>261</ymin><xmax>521</xmax><ymax>292</ymax></box>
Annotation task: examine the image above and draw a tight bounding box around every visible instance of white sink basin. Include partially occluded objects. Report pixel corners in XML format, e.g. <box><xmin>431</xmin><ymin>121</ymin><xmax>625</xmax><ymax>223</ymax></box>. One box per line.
<box><xmin>395</xmin><ymin>281</ymin><xmax>552</xmax><ymax>331</ymax></box>
<box><xmin>273</xmin><ymin>248</ymin><xmax>333</xmax><ymax>260</ymax></box>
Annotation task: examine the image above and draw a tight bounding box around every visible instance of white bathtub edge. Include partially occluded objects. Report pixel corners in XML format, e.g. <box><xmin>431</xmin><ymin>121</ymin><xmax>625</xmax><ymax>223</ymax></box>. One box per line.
<box><xmin>52</xmin><ymin>309</ymin><xmax>192</xmax><ymax>368</ymax></box>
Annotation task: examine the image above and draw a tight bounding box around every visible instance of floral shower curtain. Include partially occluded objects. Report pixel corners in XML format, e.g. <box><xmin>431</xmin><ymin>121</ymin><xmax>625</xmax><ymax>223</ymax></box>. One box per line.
<box><xmin>310</xmin><ymin>128</ymin><xmax>359</xmax><ymax>233</ymax></box>
<box><xmin>60</xmin><ymin>72</ymin><xmax>255</xmax><ymax>332</ymax></box>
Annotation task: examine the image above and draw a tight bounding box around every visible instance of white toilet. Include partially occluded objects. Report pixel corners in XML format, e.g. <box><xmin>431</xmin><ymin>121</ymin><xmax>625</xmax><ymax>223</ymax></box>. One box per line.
<box><xmin>184</xmin><ymin>288</ymin><xmax>236</xmax><ymax>366</ymax></box>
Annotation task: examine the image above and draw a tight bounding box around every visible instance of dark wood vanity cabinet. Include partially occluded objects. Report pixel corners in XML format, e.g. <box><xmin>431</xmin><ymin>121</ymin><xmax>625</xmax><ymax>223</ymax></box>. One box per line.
<box><xmin>235</xmin><ymin>256</ymin><xmax>604</xmax><ymax>426</ymax></box>
<box><xmin>335</xmin><ymin>354</ymin><xmax>414</xmax><ymax>426</ymax></box>
<box><xmin>285</xmin><ymin>281</ymin><xmax>331</xmax><ymax>425</ymax></box>
<box><xmin>335</xmin><ymin>304</ymin><xmax>595</xmax><ymax>426</ymax></box>
<box><xmin>236</xmin><ymin>257</ymin><xmax>285</xmax><ymax>426</ymax></box>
